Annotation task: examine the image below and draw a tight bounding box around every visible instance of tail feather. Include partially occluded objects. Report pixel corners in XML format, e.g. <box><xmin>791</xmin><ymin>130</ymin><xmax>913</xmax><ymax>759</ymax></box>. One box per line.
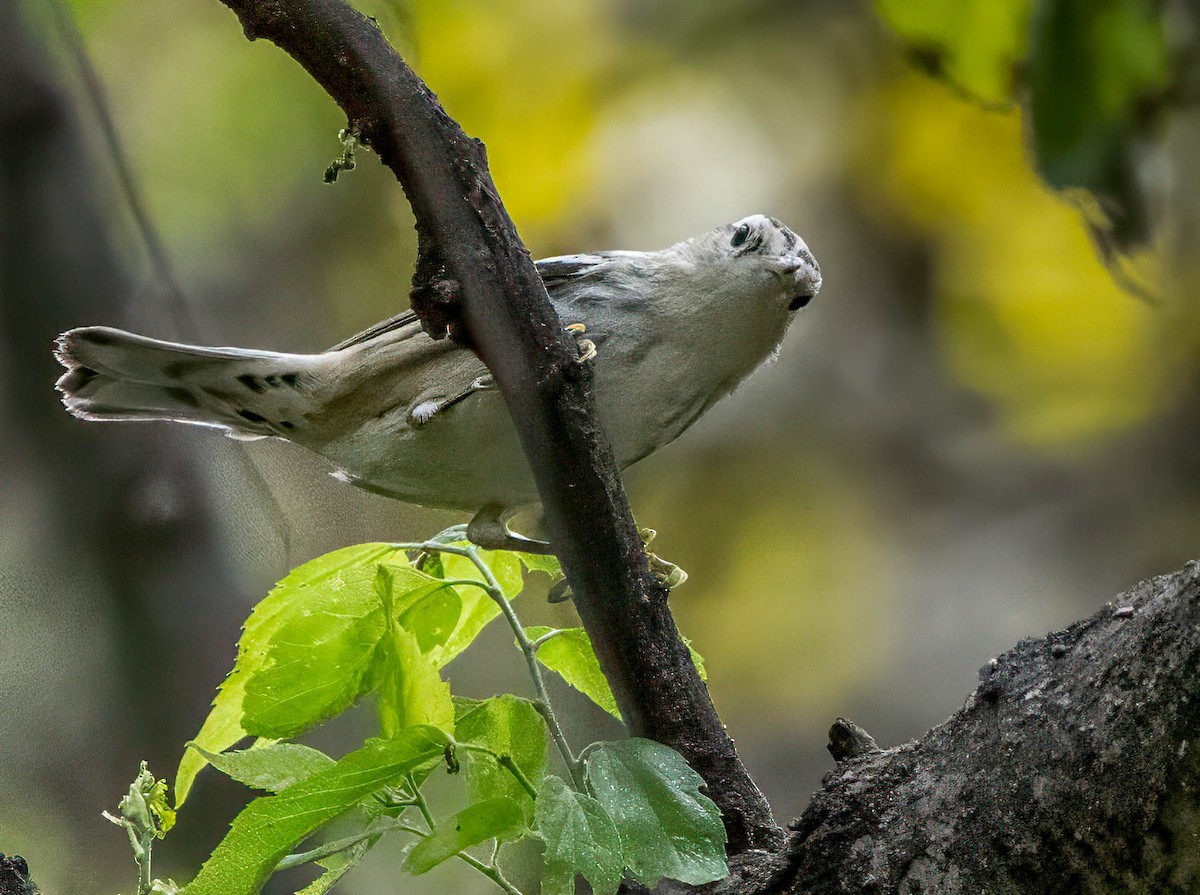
<box><xmin>55</xmin><ymin>326</ymin><xmax>327</xmax><ymax>440</ymax></box>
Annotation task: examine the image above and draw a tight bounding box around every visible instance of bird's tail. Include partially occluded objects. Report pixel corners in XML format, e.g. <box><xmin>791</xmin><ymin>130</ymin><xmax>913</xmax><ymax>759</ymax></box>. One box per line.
<box><xmin>55</xmin><ymin>326</ymin><xmax>330</xmax><ymax>440</ymax></box>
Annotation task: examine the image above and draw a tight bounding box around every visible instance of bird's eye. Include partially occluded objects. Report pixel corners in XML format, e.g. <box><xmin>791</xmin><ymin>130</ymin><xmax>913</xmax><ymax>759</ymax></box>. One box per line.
<box><xmin>730</xmin><ymin>223</ymin><xmax>751</xmax><ymax>248</ymax></box>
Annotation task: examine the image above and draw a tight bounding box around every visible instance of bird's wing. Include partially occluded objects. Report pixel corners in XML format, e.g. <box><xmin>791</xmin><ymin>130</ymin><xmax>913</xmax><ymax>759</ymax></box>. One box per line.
<box><xmin>326</xmin><ymin>309</ymin><xmax>422</xmax><ymax>352</ymax></box>
<box><xmin>536</xmin><ymin>253</ymin><xmax>615</xmax><ymax>288</ymax></box>
<box><xmin>326</xmin><ymin>253</ymin><xmax>623</xmax><ymax>354</ymax></box>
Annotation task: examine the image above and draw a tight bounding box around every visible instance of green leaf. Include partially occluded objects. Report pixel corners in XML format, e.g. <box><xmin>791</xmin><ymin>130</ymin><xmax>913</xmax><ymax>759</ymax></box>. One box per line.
<box><xmin>584</xmin><ymin>739</ymin><xmax>727</xmax><ymax>888</ymax></box>
<box><xmin>528</xmin><ymin>628</ymin><xmax>707</xmax><ymax>721</ymax></box>
<box><xmin>179</xmin><ymin>726</ymin><xmax>449</xmax><ymax>895</ymax></box>
<box><xmin>240</xmin><ymin>557</ymin><xmax>455</xmax><ymax>739</ymax></box>
<box><xmin>518</xmin><ymin>553</ymin><xmax>562</xmax><ymax>578</ymax></box>
<box><xmin>175</xmin><ymin>671</ymin><xmax>251</xmax><ymax>807</ymax></box>
<box><xmin>536</xmin><ymin>775</ymin><xmax>623</xmax><ymax>895</ymax></box>
<box><xmin>1027</xmin><ymin>0</ymin><xmax>1166</xmax><ymax>245</ymax></box>
<box><xmin>176</xmin><ymin>543</ymin><xmax>419</xmax><ymax>800</ymax></box>
<box><xmin>454</xmin><ymin>695</ymin><xmax>547</xmax><ymax>828</ymax></box>
<box><xmin>189</xmin><ymin>743</ymin><xmax>334</xmax><ymax>793</ymax></box>
<box><xmin>422</xmin><ymin>550</ymin><xmax>518</xmax><ymax>669</ymax></box>
<box><xmin>399</xmin><ymin>584</ymin><xmax>462</xmax><ymax>653</ymax></box>
<box><xmin>403</xmin><ymin>798</ymin><xmax>525</xmax><ymax>875</ymax></box>
<box><xmin>876</xmin><ymin>0</ymin><xmax>1032</xmax><ymax>104</ymax></box>
<box><xmin>374</xmin><ymin>568</ymin><xmax>455</xmax><ymax>738</ymax></box>
<box><xmin>527</xmin><ymin>627</ymin><xmax>620</xmax><ymax>718</ymax></box>
<box><xmin>241</xmin><ymin>600</ymin><xmax>385</xmax><ymax>739</ymax></box>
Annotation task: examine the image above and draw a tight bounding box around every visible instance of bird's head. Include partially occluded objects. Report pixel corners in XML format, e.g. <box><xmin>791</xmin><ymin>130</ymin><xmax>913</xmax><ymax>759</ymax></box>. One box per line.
<box><xmin>722</xmin><ymin>214</ymin><xmax>821</xmax><ymax>311</ymax></box>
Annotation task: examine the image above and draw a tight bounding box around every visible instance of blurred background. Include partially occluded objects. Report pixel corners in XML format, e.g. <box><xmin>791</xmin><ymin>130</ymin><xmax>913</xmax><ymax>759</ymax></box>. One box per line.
<box><xmin>2</xmin><ymin>0</ymin><xmax>1198</xmax><ymax>891</ymax></box>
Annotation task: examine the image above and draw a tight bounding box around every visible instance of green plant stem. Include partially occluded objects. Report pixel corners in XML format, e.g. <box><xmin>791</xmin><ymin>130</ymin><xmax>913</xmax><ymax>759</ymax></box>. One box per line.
<box><xmin>276</xmin><ymin>825</ymin><xmax>389</xmax><ymax>871</ymax></box>
<box><xmin>391</xmin><ymin>541</ymin><xmax>585</xmax><ymax>789</ymax></box>
<box><xmin>406</xmin><ymin>773</ymin><xmax>437</xmax><ymax>831</ymax></box>
<box><xmin>278</xmin><ymin>817</ymin><xmax>523</xmax><ymax>895</ymax></box>
<box><xmin>401</xmin><ymin>785</ymin><xmax>523</xmax><ymax>895</ymax></box>
<box><xmin>137</xmin><ymin>832</ymin><xmax>153</xmax><ymax>895</ymax></box>
<box><xmin>457</xmin><ymin>850</ymin><xmax>524</xmax><ymax>895</ymax></box>
<box><xmin>456</xmin><ymin>742</ymin><xmax>539</xmax><ymax>800</ymax></box>
<box><xmin>531</xmin><ymin>628</ymin><xmax>565</xmax><ymax>651</ymax></box>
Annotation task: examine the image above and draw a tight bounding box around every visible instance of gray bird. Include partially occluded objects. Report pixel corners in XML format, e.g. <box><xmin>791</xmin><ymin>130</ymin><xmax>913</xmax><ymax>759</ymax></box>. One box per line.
<box><xmin>55</xmin><ymin>214</ymin><xmax>821</xmax><ymax>549</ymax></box>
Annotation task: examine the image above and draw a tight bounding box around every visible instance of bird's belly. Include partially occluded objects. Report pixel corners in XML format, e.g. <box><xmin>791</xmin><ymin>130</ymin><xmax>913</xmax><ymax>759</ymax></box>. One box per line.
<box><xmin>314</xmin><ymin>336</ymin><xmax>719</xmax><ymax>511</ymax></box>
<box><xmin>591</xmin><ymin>339</ymin><xmax>716</xmax><ymax>467</ymax></box>
<box><xmin>318</xmin><ymin>391</ymin><xmax>539</xmax><ymax>511</ymax></box>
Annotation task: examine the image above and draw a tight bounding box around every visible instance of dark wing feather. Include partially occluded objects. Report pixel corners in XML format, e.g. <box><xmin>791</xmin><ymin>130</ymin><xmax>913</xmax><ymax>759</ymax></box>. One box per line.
<box><xmin>326</xmin><ymin>309</ymin><xmax>421</xmax><ymax>353</ymax></box>
<box><xmin>536</xmin><ymin>254</ymin><xmax>609</xmax><ymax>288</ymax></box>
<box><xmin>325</xmin><ymin>254</ymin><xmax>611</xmax><ymax>353</ymax></box>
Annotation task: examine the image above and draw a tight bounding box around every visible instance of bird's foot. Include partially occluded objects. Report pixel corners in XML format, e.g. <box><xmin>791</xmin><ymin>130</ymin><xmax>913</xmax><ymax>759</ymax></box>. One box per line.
<box><xmin>548</xmin><ymin>528</ymin><xmax>687</xmax><ymax>604</ymax></box>
<box><xmin>566</xmin><ymin>323</ymin><xmax>597</xmax><ymax>364</ymax></box>
<box><xmin>467</xmin><ymin>504</ymin><xmax>555</xmax><ymax>555</ymax></box>
<box><xmin>640</xmin><ymin>528</ymin><xmax>688</xmax><ymax>589</ymax></box>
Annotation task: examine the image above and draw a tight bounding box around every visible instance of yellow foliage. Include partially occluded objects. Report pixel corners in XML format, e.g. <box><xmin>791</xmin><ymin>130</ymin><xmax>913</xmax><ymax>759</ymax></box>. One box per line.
<box><xmin>646</xmin><ymin>449</ymin><xmax>893</xmax><ymax>726</ymax></box>
<box><xmin>867</xmin><ymin>73</ymin><xmax>1191</xmax><ymax>448</ymax></box>
<box><xmin>408</xmin><ymin>0</ymin><xmax>621</xmax><ymax>237</ymax></box>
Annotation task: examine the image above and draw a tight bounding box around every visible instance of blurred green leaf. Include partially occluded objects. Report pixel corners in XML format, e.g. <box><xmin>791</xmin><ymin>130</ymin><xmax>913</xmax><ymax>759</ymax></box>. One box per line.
<box><xmin>190</xmin><ymin>743</ymin><xmax>334</xmax><ymax>794</ymax></box>
<box><xmin>876</xmin><ymin>0</ymin><xmax>1032</xmax><ymax>104</ymax></box>
<box><xmin>879</xmin><ymin>0</ymin><xmax>1172</xmax><ymax>267</ymax></box>
<box><xmin>518</xmin><ymin>553</ymin><xmax>563</xmax><ymax>578</ymax></box>
<box><xmin>403</xmin><ymin>798</ymin><xmax>525</xmax><ymax>875</ymax></box>
<box><xmin>455</xmin><ymin>695</ymin><xmax>547</xmax><ymax>829</ymax></box>
<box><xmin>584</xmin><ymin>739</ymin><xmax>727</xmax><ymax>888</ymax></box>
<box><xmin>180</xmin><ymin>727</ymin><xmax>449</xmax><ymax>895</ymax></box>
<box><xmin>1029</xmin><ymin>0</ymin><xmax>1167</xmax><ymax>249</ymax></box>
<box><xmin>536</xmin><ymin>775</ymin><xmax>623</xmax><ymax>895</ymax></box>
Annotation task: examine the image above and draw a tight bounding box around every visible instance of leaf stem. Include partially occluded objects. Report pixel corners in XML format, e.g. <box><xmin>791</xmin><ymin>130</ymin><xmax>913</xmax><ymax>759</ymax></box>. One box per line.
<box><xmin>389</xmin><ymin>541</ymin><xmax>585</xmax><ymax>789</ymax></box>
<box><xmin>276</xmin><ymin>821</ymin><xmax>391</xmax><ymax>870</ymax></box>
<box><xmin>457</xmin><ymin>850</ymin><xmax>524</xmax><ymax>895</ymax></box>
<box><xmin>531</xmin><ymin>628</ymin><xmax>565</xmax><ymax>651</ymax></box>
<box><xmin>456</xmin><ymin>742</ymin><xmax>539</xmax><ymax>800</ymax></box>
<box><xmin>137</xmin><ymin>832</ymin><xmax>153</xmax><ymax>895</ymax></box>
<box><xmin>276</xmin><ymin>814</ymin><xmax>525</xmax><ymax>895</ymax></box>
<box><xmin>406</xmin><ymin>773</ymin><xmax>437</xmax><ymax>831</ymax></box>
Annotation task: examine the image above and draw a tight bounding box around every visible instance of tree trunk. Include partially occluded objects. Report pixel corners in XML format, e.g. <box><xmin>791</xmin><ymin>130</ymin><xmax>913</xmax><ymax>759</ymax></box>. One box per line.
<box><xmin>697</xmin><ymin>562</ymin><xmax>1200</xmax><ymax>893</ymax></box>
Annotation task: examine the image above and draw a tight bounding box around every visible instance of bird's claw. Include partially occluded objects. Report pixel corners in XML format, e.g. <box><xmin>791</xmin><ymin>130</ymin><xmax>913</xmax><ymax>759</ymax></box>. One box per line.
<box><xmin>566</xmin><ymin>323</ymin><xmax>597</xmax><ymax>364</ymax></box>
<box><xmin>640</xmin><ymin>528</ymin><xmax>688</xmax><ymax>589</ymax></box>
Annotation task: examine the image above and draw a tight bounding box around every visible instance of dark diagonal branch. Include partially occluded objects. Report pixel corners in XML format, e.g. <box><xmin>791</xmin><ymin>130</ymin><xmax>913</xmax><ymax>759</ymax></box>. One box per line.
<box><xmin>214</xmin><ymin>0</ymin><xmax>781</xmax><ymax>852</ymax></box>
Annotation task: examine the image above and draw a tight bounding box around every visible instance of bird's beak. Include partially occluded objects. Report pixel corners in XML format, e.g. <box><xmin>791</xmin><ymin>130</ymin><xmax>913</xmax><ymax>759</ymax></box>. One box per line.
<box><xmin>776</xmin><ymin>257</ymin><xmax>821</xmax><ymax>311</ymax></box>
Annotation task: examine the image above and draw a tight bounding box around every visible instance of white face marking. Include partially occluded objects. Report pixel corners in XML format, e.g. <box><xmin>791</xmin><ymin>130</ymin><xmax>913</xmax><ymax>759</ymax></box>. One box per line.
<box><xmin>721</xmin><ymin>214</ymin><xmax>822</xmax><ymax>308</ymax></box>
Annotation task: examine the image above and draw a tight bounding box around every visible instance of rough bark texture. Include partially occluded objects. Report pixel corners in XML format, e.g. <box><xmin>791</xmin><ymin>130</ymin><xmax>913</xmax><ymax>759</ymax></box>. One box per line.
<box><xmin>213</xmin><ymin>0</ymin><xmax>780</xmax><ymax>853</ymax></box>
<box><xmin>688</xmin><ymin>562</ymin><xmax>1200</xmax><ymax>894</ymax></box>
<box><xmin>0</xmin><ymin>854</ymin><xmax>39</xmax><ymax>895</ymax></box>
